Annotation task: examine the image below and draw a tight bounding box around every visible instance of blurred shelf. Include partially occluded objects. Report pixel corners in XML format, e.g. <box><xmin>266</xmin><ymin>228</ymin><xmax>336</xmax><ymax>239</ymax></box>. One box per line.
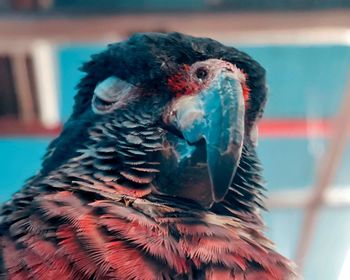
<box><xmin>3</xmin><ymin>0</ymin><xmax>350</xmax><ymax>13</ymax></box>
<box><xmin>267</xmin><ymin>188</ymin><xmax>350</xmax><ymax>209</ymax></box>
<box><xmin>0</xmin><ymin>118</ymin><xmax>337</xmax><ymax>137</ymax></box>
<box><xmin>0</xmin><ymin>10</ymin><xmax>350</xmax><ymax>47</ymax></box>
<box><xmin>0</xmin><ymin>117</ymin><xmax>61</xmax><ymax>137</ymax></box>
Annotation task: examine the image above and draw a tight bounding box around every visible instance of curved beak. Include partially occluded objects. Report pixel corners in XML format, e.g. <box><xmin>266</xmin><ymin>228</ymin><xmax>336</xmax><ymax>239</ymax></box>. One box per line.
<box><xmin>166</xmin><ymin>70</ymin><xmax>245</xmax><ymax>203</ymax></box>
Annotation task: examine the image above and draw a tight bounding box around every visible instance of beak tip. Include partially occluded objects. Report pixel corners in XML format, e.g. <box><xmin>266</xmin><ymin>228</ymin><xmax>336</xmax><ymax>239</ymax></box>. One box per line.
<box><xmin>210</xmin><ymin>174</ymin><xmax>234</xmax><ymax>202</ymax></box>
<box><xmin>207</xmin><ymin>148</ymin><xmax>241</xmax><ymax>204</ymax></box>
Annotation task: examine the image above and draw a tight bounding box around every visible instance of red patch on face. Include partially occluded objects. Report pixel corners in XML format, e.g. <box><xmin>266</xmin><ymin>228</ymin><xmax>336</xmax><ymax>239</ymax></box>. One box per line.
<box><xmin>241</xmin><ymin>73</ymin><xmax>251</xmax><ymax>105</ymax></box>
<box><xmin>168</xmin><ymin>63</ymin><xmax>251</xmax><ymax>105</ymax></box>
<box><xmin>167</xmin><ymin>65</ymin><xmax>200</xmax><ymax>97</ymax></box>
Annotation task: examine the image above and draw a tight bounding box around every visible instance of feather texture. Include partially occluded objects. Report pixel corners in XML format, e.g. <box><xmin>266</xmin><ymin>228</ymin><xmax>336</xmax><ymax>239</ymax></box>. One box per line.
<box><xmin>0</xmin><ymin>32</ymin><xmax>297</xmax><ymax>279</ymax></box>
<box><xmin>0</xmin><ymin>182</ymin><xmax>296</xmax><ymax>279</ymax></box>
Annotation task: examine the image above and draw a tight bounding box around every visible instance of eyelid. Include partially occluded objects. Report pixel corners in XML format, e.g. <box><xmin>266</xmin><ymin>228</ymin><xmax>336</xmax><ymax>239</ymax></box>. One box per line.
<box><xmin>92</xmin><ymin>76</ymin><xmax>138</xmax><ymax>114</ymax></box>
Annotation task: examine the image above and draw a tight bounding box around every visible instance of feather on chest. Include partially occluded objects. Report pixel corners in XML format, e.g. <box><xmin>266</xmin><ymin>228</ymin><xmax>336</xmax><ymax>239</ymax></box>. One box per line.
<box><xmin>0</xmin><ymin>181</ymin><xmax>295</xmax><ymax>280</ymax></box>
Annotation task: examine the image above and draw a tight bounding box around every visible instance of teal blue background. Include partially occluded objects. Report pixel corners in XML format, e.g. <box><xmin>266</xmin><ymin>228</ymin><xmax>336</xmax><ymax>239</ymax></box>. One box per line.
<box><xmin>1</xmin><ymin>43</ymin><xmax>350</xmax><ymax>279</ymax></box>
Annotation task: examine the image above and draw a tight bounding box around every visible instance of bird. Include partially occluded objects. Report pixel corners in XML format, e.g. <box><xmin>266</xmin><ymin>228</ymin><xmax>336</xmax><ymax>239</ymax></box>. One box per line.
<box><xmin>0</xmin><ymin>32</ymin><xmax>297</xmax><ymax>279</ymax></box>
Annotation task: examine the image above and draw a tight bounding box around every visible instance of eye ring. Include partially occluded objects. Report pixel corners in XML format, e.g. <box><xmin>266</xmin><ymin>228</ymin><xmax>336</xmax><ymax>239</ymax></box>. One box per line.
<box><xmin>195</xmin><ymin>67</ymin><xmax>208</xmax><ymax>81</ymax></box>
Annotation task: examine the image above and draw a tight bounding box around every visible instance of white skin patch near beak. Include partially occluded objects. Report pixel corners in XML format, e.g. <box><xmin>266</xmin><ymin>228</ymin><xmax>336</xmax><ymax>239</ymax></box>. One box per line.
<box><xmin>166</xmin><ymin>95</ymin><xmax>205</xmax><ymax>132</ymax></box>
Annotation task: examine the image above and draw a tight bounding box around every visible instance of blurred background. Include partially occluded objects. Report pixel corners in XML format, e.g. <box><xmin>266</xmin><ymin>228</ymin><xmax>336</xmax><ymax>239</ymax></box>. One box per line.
<box><xmin>1</xmin><ymin>1</ymin><xmax>350</xmax><ymax>279</ymax></box>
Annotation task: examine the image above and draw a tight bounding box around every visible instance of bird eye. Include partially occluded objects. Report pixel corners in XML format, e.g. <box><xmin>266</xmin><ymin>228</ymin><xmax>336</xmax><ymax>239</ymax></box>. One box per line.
<box><xmin>92</xmin><ymin>76</ymin><xmax>138</xmax><ymax>114</ymax></box>
<box><xmin>195</xmin><ymin>67</ymin><xmax>208</xmax><ymax>81</ymax></box>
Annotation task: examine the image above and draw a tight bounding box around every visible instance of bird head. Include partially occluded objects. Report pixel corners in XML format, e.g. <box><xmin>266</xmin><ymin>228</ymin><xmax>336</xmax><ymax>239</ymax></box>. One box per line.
<box><xmin>42</xmin><ymin>32</ymin><xmax>267</xmax><ymax>210</ymax></box>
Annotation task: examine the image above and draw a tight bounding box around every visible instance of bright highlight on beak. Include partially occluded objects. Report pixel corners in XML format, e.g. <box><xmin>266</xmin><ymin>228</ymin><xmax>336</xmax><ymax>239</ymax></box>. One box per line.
<box><xmin>165</xmin><ymin>67</ymin><xmax>245</xmax><ymax>203</ymax></box>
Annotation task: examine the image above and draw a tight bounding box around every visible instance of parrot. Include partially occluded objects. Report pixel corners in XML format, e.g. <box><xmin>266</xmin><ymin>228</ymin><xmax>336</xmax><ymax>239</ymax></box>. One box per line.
<box><xmin>0</xmin><ymin>32</ymin><xmax>297</xmax><ymax>280</ymax></box>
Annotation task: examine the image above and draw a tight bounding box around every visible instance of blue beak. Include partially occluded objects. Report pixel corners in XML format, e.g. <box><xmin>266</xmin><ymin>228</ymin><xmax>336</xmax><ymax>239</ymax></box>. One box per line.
<box><xmin>169</xmin><ymin>71</ymin><xmax>245</xmax><ymax>202</ymax></box>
